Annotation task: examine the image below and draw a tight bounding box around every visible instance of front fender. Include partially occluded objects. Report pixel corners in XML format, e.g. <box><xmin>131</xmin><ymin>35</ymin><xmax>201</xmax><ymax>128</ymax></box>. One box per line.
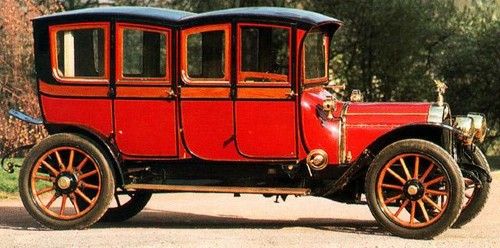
<box><xmin>349</xmin><ymin>122</ymin><xmax>462</xmax><ymax>163</ymax></box>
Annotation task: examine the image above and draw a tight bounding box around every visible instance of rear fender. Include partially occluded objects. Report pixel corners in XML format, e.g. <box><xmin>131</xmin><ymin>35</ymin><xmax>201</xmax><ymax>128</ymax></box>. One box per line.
<box><xmin>45</xmin><ymin>124</ymin><xmax>125</xmax><ymax>186</ymax></box>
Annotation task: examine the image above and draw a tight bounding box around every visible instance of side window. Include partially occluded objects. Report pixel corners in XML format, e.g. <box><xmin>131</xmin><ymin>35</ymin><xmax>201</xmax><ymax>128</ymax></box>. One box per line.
<box><xmin>51</xmin><ymin>23</ymin><xmax>109</xmax><ymax>82</ymax></box>
<box><xmin>303</xmin><ymin>31</ymin><xmax>328</xmax><ymax>83</ymax></box>
<box><xmin>239</xmin><ymin>24</ymin><xmax>290</xmax><ymax>84</ymax></box>
<box><xmin>181</xmin><ymin>24</ymin><xmax>230</xmax><ymax>83</ymax></box>
<box><xmin>117</xmin><ymin>24</ymin><xmax>169</xmax><ymax>82</ymax></box>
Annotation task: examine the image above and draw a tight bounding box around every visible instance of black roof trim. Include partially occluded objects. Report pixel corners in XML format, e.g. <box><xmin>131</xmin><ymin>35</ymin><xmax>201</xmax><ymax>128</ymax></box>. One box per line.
<box><xmin>34</xmin><ymin>6</ymin><xmax>341</xmax><ymax>29</ymax></box>
<box><xmin>182</xmin><ymin>7</ymin><xmax>342</xmax><ymax>27</ymax></box>
<box><xmin>33</xmin><ymin>6</ymin><xmax>195</xmax><ymax>23</ymax></box>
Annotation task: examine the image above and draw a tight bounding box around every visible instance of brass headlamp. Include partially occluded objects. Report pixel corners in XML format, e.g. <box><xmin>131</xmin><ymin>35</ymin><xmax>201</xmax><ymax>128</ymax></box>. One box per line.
<box><xmin>453</xmin><ymin>113</ymin><xmax>487</xmax><ymax>144</ymax></box>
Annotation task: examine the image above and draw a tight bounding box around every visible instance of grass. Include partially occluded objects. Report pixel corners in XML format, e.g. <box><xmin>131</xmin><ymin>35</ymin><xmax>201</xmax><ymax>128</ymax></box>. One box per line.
<box><xmin>0</xmin><ymin>156</ymin><xmax>498</xmax><ymax>200</ymax></box>
<box><xmin>0</xmin><ymin>158</ymin><xmax>23</xmax><ymax>199</ymax></box>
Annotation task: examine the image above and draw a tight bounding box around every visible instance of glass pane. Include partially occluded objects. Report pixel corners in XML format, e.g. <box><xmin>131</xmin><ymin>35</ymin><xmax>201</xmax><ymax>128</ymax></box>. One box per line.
<box><xmin>304</xmin><ymin>32</ymin><xmax>326</xmax><ymax>79</ymax></box>
<box><xmin>187</xmin><ymin>30</ymin><xmax>225</xmax><ymax>79</ymax></box>
<box><xmin>241</xmin><ymin>26</ymin><xmax>289</xmax><ymax>82</ymax></box>
<box><xmin>122</xmin><ymin>29</ymin><xmax>167</xmax><ymax>78</ymax></box>
<box><xmin>56</xmin><ymin>28</ymin><xmax>105</xmax><ymax>77</ymax></box>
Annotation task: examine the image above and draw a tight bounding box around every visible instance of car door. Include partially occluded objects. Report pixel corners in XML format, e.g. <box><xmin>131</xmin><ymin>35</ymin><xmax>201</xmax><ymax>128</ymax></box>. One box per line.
<box><xmin>234</xmin><ymin>23</ymin><xmax>297</xmax><ymax>159</ymax></box>
<box><xmin>113</xmin><ymin>23</ymin><xmax>178</xmax><ymax>157</ymax></box>
<box><xmin>179</xmin><ymin>24</ymin><xmax>241</xmax><ymax>160</ymax></box>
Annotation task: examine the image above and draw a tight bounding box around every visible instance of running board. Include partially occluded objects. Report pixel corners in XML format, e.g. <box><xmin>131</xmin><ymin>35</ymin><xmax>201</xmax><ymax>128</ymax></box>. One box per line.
<box><xmin>124</xmin><ymin>184</ymin><xmax>311</xmax><ymax>196</ymax></box>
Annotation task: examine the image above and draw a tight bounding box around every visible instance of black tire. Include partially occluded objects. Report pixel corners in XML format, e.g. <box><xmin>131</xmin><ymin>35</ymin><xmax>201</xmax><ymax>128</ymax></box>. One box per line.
<box><xmin>19</xmin><ymin>133</ymin><xmax>115</xmax><ymax>229</ymax></box>
<box><xmin>365</xmin><ymin>139</ymin><xmax>464</xmax><ymax>239</ymax></box>
<box><xmin>452</xmin><ymin>145</ymin><xmax>490</xmax><ymax>228</ymax></box>
<box><xmin>100</xmin><ymin>189</ymin><xmax>152</xmax><ymax>222</ymax></box>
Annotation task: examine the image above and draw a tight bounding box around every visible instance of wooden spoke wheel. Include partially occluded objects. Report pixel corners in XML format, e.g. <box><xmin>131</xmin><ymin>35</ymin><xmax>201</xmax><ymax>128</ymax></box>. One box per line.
<box><xmin>377</xmin><ymin>154</ymin><xmax>449</xmax><ymax>228</ymax></box>
<box><xmin>19</xmin><ymin>134</ymin><xmax>115</xmax><ymax>229</ymax></box>
<box><xmin>366</xmin><ymin>139</ymin><xmax>463</xmax><ymax>239</ymax></box>
<box><xmin>30</xmin><ymin>147</ymin><xmax>101</xmax><ymax>220</ymax></box>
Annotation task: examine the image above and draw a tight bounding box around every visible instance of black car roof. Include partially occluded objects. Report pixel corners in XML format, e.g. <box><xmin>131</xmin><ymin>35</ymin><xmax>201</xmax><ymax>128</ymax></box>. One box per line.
<box><xmin>34</xmin><ymin>6</ymin><xmax>341</xmax><ymax>29</ymax></box>
<box><xmin>33</xmin><ymin>6</ymin><xmax>195</xmax><ymax>24</ymax></box>
<box><xmin>182</xmin><ymin>7</ymin><xmax>341</xmax><ymax>28</ymax></box>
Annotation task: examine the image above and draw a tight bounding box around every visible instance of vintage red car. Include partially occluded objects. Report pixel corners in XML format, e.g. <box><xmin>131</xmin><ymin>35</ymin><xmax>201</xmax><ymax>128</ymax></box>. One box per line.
<box><xmin>5</xmin><ymin>6</ymin><xmax>491</xmax><ymax>239</ymax></box>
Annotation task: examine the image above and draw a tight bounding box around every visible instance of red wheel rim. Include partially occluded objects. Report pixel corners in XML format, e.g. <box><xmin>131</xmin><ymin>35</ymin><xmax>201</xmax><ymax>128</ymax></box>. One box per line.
<box><xmin>30</xmin><ymin>147</ymin><xmax>102</xmax><ymax>220</ymax></box>
<box><xmin>376</xmin><ymin>153</ymin><xmax>451</xmax><ymax>228</ymax></box>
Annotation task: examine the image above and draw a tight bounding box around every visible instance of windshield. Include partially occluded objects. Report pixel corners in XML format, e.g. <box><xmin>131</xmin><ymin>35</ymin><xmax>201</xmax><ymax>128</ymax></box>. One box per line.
<box><xmin>303</xmin><ymin>31</ymin><xmax>328</xmax><ymax>84</ymax></box>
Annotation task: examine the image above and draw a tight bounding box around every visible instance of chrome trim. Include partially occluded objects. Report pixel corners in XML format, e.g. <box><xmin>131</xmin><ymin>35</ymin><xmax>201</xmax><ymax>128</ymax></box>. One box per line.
<box><xmin>306</xmin><ymin>149</ymin><xmax>328</xmax><ymax>170</ymax></box>
<box><xmin>345</xmin><ymin>112</ymin><xmax>427</xmax><ymax>116</ymax></box>
<box><xmin>339</xmin><ymin>102</ymin><xmax>349</xmax><ymax>164</ymax></box>
<box><xmin>349</xmin><ymin>89</ymin><xmax>363</xmax><ymax>102</ymax></box>
<box><xmin>434</xmin><ymin>79</ymin><xmax>448</xmax><ymax>107</ymax></box>
<box><xmin>453</xmin><ymin>116</ymin><xmax>475</xmax><ymax>144</ymax></box>
<box><xmin>125</xmin><ymin>184</ymin><xmax>311</xmax><ymax>195</ymax></box>
<box><xmin>322</xmin><ymin>95</ymin><xmax>335</xmax><ymax>120</ymax></box>
<box><xmin>467</xmin><ymin>112</ymin><xmax>487</xmax><ymax>143</ymax></box>
<box><xmin>8</xmin><ymin>109</ymin><xmax>43</xmax><ymax>125</ymax></box>
<box><xmin>427</xmin><ymin>104</ymin><xmax>446</xmax><ymax>123</ymax></box>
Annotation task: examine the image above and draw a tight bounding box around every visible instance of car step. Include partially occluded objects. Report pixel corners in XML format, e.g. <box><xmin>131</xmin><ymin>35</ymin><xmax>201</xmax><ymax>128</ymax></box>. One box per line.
<box><xmin>124</xmin><ymin>184</ymin><xmax>311</xmax><ymax>196</ymax></box>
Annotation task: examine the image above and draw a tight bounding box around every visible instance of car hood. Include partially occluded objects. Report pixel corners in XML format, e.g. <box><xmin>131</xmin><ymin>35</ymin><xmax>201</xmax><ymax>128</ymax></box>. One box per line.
<box><xmin>344</xmin><ymin>102</ymin><xmax>432</xmax><ymax>126</ymax></box>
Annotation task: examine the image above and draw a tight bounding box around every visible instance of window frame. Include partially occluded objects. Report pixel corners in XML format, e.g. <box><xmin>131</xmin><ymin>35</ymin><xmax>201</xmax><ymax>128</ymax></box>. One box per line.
<box><xmin>49</xmin><ymin>22</ymin><xmax>110</xmax><ymax>84</ymax></box>
<box><xmin>237</xmin><ymin>23</ymin><xmax>292</xmax><ymax>87</ymax></box>
<box><xmin>302</xmin><ymin>31</ymin><xmax>330</xmax><ymax>85</ymax></box>
<box><xmin>180</xmin><ymin>23</ymin><xmax>231</xmax><ymax>85</ymax></box>
<box><xmin>115</xmin><ymin>23</ymin><xmax>171</xmax><ymax>85</ymax></box>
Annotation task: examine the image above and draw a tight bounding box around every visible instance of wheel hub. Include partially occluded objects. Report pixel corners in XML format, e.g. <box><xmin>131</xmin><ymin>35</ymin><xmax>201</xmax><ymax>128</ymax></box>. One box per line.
<box><xmin>407</xmin><ymin>185</ymin><xmax>418</xmax><ymax>195</ymax></box>
<box><xmin>55</xmin><ymin>172</ymin><xmax>78</xmax><ymax>194</ymax></box>
<box><xmin>403</xmin><ymin>179</ymin><xmax>425</xmax><ymax>201</ymax></box>
<box><xmin>57</xmin><ymin>177</ymin><xmax>71</xmax><ymax>190</ymax></box>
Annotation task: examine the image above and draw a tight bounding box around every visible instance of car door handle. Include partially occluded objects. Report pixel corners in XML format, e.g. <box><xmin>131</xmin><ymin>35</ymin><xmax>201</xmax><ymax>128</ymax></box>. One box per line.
<box><xmin>286</xmin><ymin>90</ymin><xmax>297</xmax><ymax>98</ymax></box>
<box><xmin>168</xmin><ymin>89</ymin><xmax>177</xmax><ymax>98</ymax></box>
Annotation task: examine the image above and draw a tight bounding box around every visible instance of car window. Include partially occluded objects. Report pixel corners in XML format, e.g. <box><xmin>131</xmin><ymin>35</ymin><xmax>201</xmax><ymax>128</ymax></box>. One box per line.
<box><xmin>55</xmin><ymin>28</ymin><xmax>105</xmax><ymax>78</ymax></box>
<box><xmin>303</xmin><ymin>31</ymin><xmax>328</xmax><ymax>84</ymax></box>
<box><xmin>239</xmin><ymin>25</ymin><xmax>290</xmax><ymax>83</ymax></box>
<box><xmin>186</xmin><ymin>30</ymin><xmax>226</xmax><ymax>79</ymax></box>
<box><xmin>121</xmin><ymin>28</ymin><xmax>167</xmax><ymax>79</ymax></box>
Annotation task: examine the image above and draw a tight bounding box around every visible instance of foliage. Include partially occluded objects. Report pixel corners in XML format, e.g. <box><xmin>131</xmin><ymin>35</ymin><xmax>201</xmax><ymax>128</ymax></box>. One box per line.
<box><xmin>0</xmin><ymin>0</ymin><xmax>60</xmax><ymax>154</ymax></box>
<box><xmin>0</xmin><ymin>0</ymin><xmax>498</xmax><ymax>155</ymax></box>
<box><xmin>0</xmin><ymin>159</ymin><xmax>23</xmax><ymax>196</ymax></box>
<box><xmin>435</xmin><ymin>2</ymin><xmax>500</xmax><ymax>153</ymax></box>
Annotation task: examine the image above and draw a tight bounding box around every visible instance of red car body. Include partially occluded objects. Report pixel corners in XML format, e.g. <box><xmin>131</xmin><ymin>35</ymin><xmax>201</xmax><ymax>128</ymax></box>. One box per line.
<box><xmin>10</xmin><ymin>7</ymin><xmax>490</xmax><ymax>238</ymax></box>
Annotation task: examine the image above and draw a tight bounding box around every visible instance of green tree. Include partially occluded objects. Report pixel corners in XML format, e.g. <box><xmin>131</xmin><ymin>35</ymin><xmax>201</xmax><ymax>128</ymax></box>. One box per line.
<box><xmin>436</xmin><ymin>2</ymin><xmax>500</xmax><ymax>152</ymax></box>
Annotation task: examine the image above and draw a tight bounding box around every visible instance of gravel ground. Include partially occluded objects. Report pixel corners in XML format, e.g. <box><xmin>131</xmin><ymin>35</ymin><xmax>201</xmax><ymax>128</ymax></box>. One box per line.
<box><xmin>0</xmin><ymin>172</ymin><xmax>499</xmax><ymax>248</ymax></box>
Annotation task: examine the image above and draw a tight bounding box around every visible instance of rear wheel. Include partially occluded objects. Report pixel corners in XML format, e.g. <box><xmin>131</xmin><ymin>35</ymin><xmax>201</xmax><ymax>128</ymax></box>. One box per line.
<box><xmin>100</xmin><ymin>188</ymin><xmax>152</xmax><ymax>222</ymax></box>
<box><xmin>19</xmin><ymin>134</ymin><xmax>115</xmax><ymax>229</ymax></box>
<box><xmin>452</xmin><ymin>146</ymin><xmax>490</xmax><ymax>228</ymax></box>
<box><xmin>365</xmin><ymin>139</ymin><xmax>464</xmax><ymax>239</ymax></box>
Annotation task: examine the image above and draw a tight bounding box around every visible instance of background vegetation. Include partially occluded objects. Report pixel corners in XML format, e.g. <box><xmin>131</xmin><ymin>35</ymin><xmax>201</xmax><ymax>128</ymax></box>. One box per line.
<box><xmin>0</xmin><ymin>0</ymin><xmax>498</xmax><ymax>157</ymax></box>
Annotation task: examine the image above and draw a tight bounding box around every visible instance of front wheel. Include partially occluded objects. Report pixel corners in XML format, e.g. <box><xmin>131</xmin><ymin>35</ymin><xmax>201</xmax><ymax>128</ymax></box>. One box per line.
<box><xmin>452</xmin><ymin>145</ymin><xmax>490</xmax><ymax>228</ymax></box>
<box><xmin>19</xmin><ymin>133</ymin><xmax>115</xmax><ymax>229</ymax></box>
<box><xmin>365</xmin><ymin>139</ymin><xmax>464</xmax><ymax>239</ymax></box>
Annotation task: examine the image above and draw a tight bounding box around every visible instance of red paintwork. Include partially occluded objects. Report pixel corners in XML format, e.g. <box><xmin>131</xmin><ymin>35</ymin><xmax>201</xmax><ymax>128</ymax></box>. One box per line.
<box><xmin>114</xmin><ymin>100</ymin><xmax>177</xmax><ymax>157</ymax></box>
<box><xmin>39</xmin><ymin>20</ymin><xmax>436</xmax><ymax>167</ymax></box>
<box><xmin>235</xmin><ymin>101</ymin><xmax>296</xmax><ymax>158</ymax></box>
<box><xmin>344</xmin><ymin>102</ymin><xmax>431</xmax><ymax>161</ymax></box>
<box><xmin>180</xmin><ymin>100</ymin><xmax>242</xmax><ymax>160</ymax></box>
<box><xmin>41</xmin><ymin>95</ymin><xmax>113</xmax><ymax>137</ymax></box>
<box><xmin>299</xmin><ymin>87</ymin><xmax>343</xmax><ymax>164</ymax></box>
<box><xmin>345</xmin><ymin>103</ymin><xmax>430</xmax><ymax>125</ymax></box>
<box><xmin>295</xmin><ymin>29</ymin><xmax>308</xmax><ymax>160</ymax></box>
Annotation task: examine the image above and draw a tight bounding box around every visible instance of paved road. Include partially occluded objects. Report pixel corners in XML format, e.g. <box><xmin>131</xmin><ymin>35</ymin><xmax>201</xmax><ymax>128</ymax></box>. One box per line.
<box><xmin>1</xmin><ymin>173</ymin><xmax>499</xmax><ymax>248</ymax></box>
